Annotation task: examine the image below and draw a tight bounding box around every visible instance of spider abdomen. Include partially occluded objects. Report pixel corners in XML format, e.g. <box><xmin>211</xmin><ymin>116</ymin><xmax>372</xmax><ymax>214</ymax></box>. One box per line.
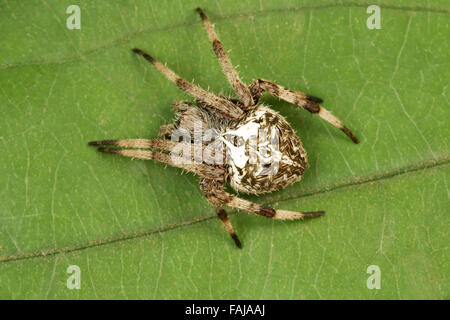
<box><xmin>224</xmin><ymin>105</ymin><xmax>307</xmax><ymax>194</ymax></box>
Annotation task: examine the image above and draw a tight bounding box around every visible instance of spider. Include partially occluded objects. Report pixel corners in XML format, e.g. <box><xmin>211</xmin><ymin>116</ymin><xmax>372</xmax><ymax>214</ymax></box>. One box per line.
<box><xmin>88</xmin><ymin>8</ymin><xmax>358</xmax><ymax>248</ymax></box>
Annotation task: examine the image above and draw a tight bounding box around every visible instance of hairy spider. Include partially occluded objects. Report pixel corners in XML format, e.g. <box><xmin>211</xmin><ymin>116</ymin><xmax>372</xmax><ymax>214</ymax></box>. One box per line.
<box><xmin>88</xmin><ymin>8</ymin><xmax>358</xmax><ymax>248</ymax></box>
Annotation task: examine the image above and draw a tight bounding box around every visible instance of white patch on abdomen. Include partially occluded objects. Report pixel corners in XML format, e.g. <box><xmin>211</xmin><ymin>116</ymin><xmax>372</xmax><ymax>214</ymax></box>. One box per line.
<box><xmin>221</xmin><ymin>121</ymin><xmax>260</xmax><ymax>169</ymax></box>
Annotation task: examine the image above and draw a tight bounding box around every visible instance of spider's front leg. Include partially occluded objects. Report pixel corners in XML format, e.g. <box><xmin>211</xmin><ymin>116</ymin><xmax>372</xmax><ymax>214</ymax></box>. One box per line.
<box><xmin>88</xmin><ymin>139</ymin><xmax>225</xmax><ymax>179</ymax></box>
<box><xmin>196</xmin><ymin>8</ymin><xmax>253</xmax><ymax>108</ymax></box>
<box><xmin>248</xmin><ymin>79</ymin><xmax>359</xmax><ymax>143</ymax></box>
<box><xmin>132</xmin><ymin>48</ymin><xmax>244</xmax><ymax>120</ymax></box>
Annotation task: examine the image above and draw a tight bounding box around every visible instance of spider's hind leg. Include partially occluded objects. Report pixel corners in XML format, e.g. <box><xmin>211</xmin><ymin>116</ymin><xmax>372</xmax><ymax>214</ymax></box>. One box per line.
<box><xmin>200</xmin><ymin>178</ymin><xmax>242</xmax><ymax>248</ymax></box>
<box><xmin>211</xmin><ymin>187</ymin><xmax>325</xmax><ymax>220</ymax></box>
<box><xmin>200</xmin><ymin>178</ymin><xmax>323</xmax><ymax>249</ymax></box>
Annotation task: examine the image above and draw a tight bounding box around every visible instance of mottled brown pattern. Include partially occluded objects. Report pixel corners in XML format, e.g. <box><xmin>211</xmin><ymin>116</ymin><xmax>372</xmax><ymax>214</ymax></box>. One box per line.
<box><xmin>212</xmin><ymin>40</ymin><xmax>225</xmax><ymax>58</ymax></box>
<box><xmin>225</xmin><ymin>105</ymin><xmax>307</xmax><ymax>194</ymax></box>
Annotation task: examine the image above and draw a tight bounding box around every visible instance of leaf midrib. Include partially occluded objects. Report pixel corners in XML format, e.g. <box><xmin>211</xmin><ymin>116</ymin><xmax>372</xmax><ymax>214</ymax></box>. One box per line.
<box><xmin>1</xmin><ymin>155</ymin><xmax>448</xmax><ymax>264</ymax></box>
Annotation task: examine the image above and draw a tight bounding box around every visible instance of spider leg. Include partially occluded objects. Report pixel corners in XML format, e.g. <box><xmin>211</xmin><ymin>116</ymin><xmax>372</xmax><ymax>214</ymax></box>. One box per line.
<box><xmin>88</xmin><ymin>139</ymin><xmax>178</xmax><ymax>151</ymax></box>
<box><xmin>196</xmin><ymin>8</ymin><xmax>253</xmax><ymax>107</ymax></box>
<box><xmin>202</xmin><ymin>179</ymin><xmax>323</xmax><ymax>221</ymax></box>
<box><xmin>213</xmin><ymin>204</ymin><xmax>242</xmax><ymax>248</ymax></box>
<box><xmin>249</xmin><ymin>79</ymin><xmax>358</xmax><ymax>143</ymax></box>
<box><xmin>200</xmin><ymin>178</ymin><xmax>242</xmax><ymax>248</ymax></box>
<box><xmin>132</xmin><ymin>48</ymin><xmax>244</xmax><ymax>120</ymax></box>
<box><xmin>92</xmin><ymin>147</ymin><xmax>225</xmax><ymax>179</ymax></box>
<box><xmin>213</xmin><ymin>188</ymin><xmax>324</xmax><ymax>220</ymax></box>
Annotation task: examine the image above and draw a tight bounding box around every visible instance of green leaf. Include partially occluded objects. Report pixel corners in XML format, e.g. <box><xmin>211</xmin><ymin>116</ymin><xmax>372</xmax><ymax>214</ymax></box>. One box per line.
<box><xmin>0</xmin><ymin>0</ymin><xmax>448</xmax><ymax>299</ymax></box>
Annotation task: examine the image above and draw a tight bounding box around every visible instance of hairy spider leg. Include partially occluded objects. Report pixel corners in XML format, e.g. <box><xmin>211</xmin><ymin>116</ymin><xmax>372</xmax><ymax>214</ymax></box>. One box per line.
<box><xmin>213</xmin><ymin>188</ymin><xmax>325</xmax><ymax>220</ymax></box>
<box><xmin>201</xmin><ymin>178</ymin><xmax>242</xmax><ymax>248</ymax></box>
<box><xmin>132</xmin><ymin>48</ymin><xmax>244</xmax><ymax>120</ymax></box>
<box><xmin>196</xmin><ymin>7</ymin><xmax>253</xmax><ymax>107</ymax></box>
<box><xmin>88</xmin><ymin>139</ymin><xmax>178</xmax><ymax>150</ymax></box>
<box><xmin>200</xmin><ymin>179</ymin><xmax>323</xmax><ymax>247</ymax></box>
<box><xmin>200</xmin><ymin>179</ymin><xmax>242</xmax><ymax>248</ymax></box>
<box><xmin>91</xmin><ymin>146</ymin><xmax>225</xmax><ymax>179</ymax></box>
<box><xmin>249</xmin><ymin>79</ymin><xmax>359</xmax><ymax>143</ymax></box>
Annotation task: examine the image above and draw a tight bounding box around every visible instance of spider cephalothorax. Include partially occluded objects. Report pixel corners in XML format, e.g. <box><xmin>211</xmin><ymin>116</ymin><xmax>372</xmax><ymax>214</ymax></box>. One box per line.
<box><xmin>89</xmin><ymin>8</ymin><xmax>358</xmax><ymax>248</ymax></box>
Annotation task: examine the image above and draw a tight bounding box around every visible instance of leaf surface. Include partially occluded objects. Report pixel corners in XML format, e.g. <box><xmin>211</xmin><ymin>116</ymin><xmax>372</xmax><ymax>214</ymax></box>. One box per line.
<box><xmin>0</xmin><ymin>0</ymin><xmax>449</xmax><ymax>299</ymax></box>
